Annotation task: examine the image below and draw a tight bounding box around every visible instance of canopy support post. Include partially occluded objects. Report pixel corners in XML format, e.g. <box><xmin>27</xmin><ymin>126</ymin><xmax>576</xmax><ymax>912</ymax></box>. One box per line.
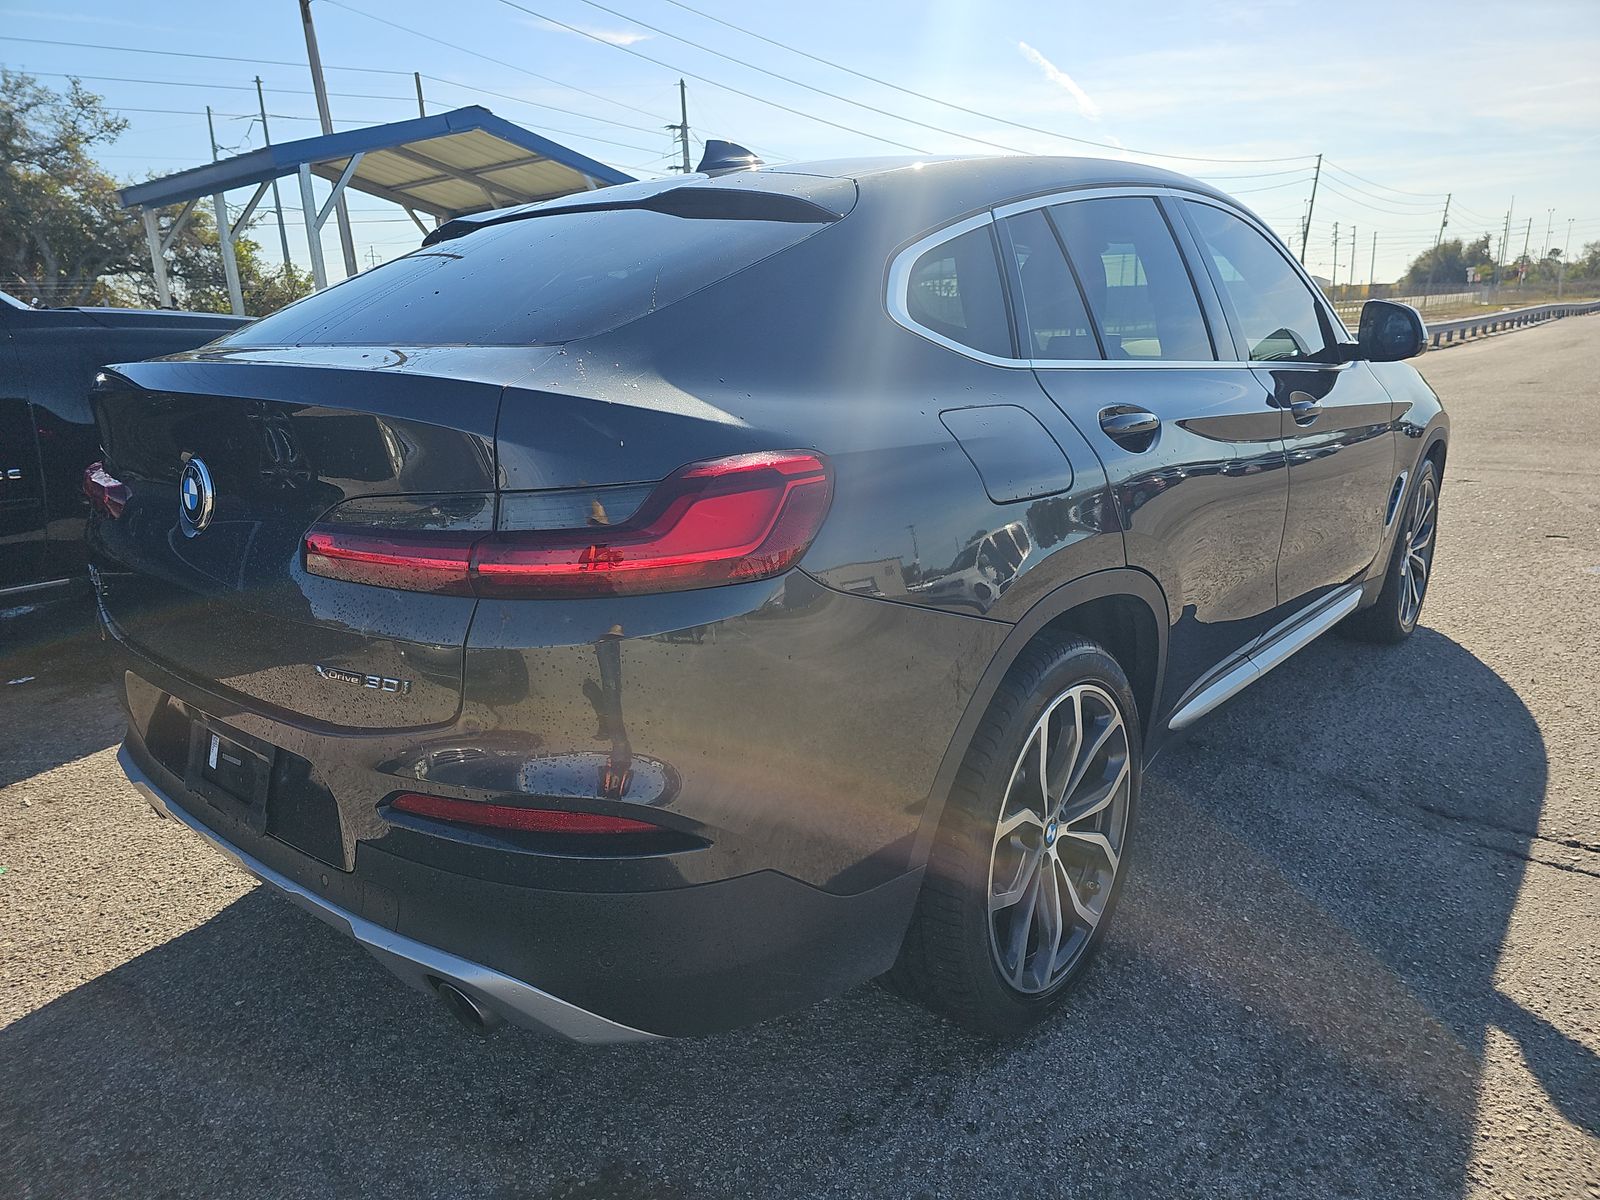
<box><xmin>299</xmin><ymin>164</ymin><xmax>328</xmax><ymax>290</ymax></box>
<box><xmin>211</xmin><ymin>192</ymin><xmax>245</xmax><ymax>317</ymax></box>
<box><xmin>141</xmin><ymin>208</ymin><xmax>172</xmax><ymax>309</ymax></box>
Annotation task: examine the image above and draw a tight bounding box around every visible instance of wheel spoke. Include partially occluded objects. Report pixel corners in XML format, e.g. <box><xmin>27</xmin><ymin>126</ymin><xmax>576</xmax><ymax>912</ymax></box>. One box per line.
<box><xmin>1032</xmin><ymin>853</ymin><xmax>1066</xmax><ymax>984</ymax></box>
<box><xmin>990</xmin><ymin>843</ymin><xmax>1043</xmax><ymax>911</ymax></box>
<box><xmin>1004</xmin><ymin>867</ymin><xmax>1044</xmax><ymax>986</ymax></box>
<box><xmin>1059</xmin><ymin>860</ymin><xmax>1101</xmax><ymax>930</ymax></box>
<box><xmin>1060</xmin><ymin>757</ymin><xmax>1129</xmax><ymax>828</ymax></box>
<box><xmin>1056</xmin><ymin>714</ymin><xmax>1121</xmax><ymax>814</ymax></box>
<box><xmin>993</xmin><ymin>805</ymin><xmax>1045</xmax><ymax>845</ymax></box>
<box><xmin>1061</xmin><ymin>828</ymin><xmax>1120</xmax><ymax>874</ymax></box>
<box><xmin>1408</xmin><ymin>551</ymin><xmax>1429</xmax><ymax>588</ymax></box>
<box><xmin>1042</xmin><ymin>691</ymin><xmax>1082</xmax><ymax>807</ymax></box>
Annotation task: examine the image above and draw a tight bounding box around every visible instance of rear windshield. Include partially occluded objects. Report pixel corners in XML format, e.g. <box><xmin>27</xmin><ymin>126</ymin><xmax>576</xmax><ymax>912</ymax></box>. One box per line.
<box><xmin>221</xmin><ymin>206</ymin><xmax>831</xmax><ymax>347</ymax></box>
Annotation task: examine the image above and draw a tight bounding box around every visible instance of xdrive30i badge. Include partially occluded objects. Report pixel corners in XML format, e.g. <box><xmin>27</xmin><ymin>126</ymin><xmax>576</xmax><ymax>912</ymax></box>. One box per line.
<box><xmin>177</xmin><ymin>456</ymin><xmax>215</xmax><ymax>537</ymax></box>
<box><xmin>314</xmin><ymin>664</ymin><xmax>413</xmax><ymax>695</ymax></box>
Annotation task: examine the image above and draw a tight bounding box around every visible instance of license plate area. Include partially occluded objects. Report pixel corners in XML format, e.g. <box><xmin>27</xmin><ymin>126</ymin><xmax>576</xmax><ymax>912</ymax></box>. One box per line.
<box><xmin>185</xmin><ymin>719</ymin><xmax>274</xmax><ymax>834</ymax></box>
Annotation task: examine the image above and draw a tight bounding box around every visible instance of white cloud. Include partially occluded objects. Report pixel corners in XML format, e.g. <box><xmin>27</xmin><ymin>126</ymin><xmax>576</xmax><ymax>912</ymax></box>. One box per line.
<box><xmin>1017</xmin><ymin>42</ymin><xmax>1102</xmax><ymax>121</ymax></box>
<box><xmin>522</xmin><ymin>18</ymin><xmax>651</xmax><ymax>47</ymax></box>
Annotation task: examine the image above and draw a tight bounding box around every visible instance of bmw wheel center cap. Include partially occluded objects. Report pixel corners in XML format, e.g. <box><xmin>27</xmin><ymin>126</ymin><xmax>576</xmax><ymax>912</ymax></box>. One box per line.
<box><xmin>178</xmin><ymin>456</ymin><xmax>215</xmax><ymax>536</ymax></box>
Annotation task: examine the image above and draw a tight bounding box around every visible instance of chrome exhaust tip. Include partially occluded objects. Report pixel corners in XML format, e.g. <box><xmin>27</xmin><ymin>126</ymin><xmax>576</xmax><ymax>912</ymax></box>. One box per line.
<box><xmin>432</xmin><ymin>978</ymin><xmax>504</xmax><ymax>1036</ymax></box>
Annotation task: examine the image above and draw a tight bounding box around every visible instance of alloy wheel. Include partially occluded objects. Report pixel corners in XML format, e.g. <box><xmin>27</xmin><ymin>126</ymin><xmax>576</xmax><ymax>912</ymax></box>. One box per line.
<box><xmin>1397</xmin><ymin>473</ymin><xmax>1438</xmax><ymax>629</ymax></box>
<box><xmin>986</xmin><ymin>682</ymin><xmax>1132</xmax><ymax>994</ymax></box>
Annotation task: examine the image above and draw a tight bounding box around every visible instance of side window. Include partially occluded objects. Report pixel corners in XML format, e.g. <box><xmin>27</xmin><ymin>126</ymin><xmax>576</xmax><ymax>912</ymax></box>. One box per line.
<box><xmin>904</xmin><ymin>225</ymin><xmax>1013</xmax><ymax>358</ymax></box>
<box><xmin>1049</xmin><ymin>197</ymin><xmax>1214</xmax><ymax>361</ymax></box>
<box><xmin>1184</xmin><ymin>201</ymin><xmax>1332</xmax><ymax>362</ymax></box>
<box><xmin>1001</xmin><ymin>209</ymin><xmax>1101</xmax><ymax>360</ymax></box>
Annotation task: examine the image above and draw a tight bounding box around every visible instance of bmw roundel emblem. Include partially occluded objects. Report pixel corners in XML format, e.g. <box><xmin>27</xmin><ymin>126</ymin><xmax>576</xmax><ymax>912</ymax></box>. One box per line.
<box><xmin>178</xmin><ymin>456</ymin><xmax>215</xmax><ymax>537</ymax></box>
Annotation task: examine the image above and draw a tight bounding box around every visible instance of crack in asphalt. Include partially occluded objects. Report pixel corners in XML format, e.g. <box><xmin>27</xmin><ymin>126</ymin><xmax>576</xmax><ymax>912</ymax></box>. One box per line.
<box><xmin>1177</xmin><ymin>739</ymin><xmax>1600</xmax><ymax>881</ymax></box>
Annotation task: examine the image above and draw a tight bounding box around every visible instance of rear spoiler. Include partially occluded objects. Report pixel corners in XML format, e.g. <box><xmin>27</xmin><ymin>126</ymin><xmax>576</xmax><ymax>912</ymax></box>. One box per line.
<box><xmin>424</xmin><ymin>182</ymin><xmax>851</xmax><ymax>247</ymax></box>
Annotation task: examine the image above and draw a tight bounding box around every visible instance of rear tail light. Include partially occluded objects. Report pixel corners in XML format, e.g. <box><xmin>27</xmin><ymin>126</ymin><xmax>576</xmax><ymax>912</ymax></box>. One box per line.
<box><xmin>84</xmin><ymin>462</ymin><xmax>129</xmax><ymax>519</ymax></box>
<box><xmin>388</xmin><ymin>792</ymin><xmax>660</xmax><ymax>835</ymax></box>
<box><xmin>303</xmin><ymin>530</ymin><xmax>475</xmax><ymax>595</ymax></box>
<box><xmin>304</xmin><ymin>450</ymin><xmax>832</xmax><ymax>598</ymax></box>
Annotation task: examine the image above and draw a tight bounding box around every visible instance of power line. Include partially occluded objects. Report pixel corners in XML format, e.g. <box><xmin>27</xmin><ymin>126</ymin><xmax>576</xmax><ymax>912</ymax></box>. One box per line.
<box><xmin>647</xmin><ymin>0</ymin><xmax>1318</xmax><ymax>166</ymax></box>
<box><xmin>414</xmin><ymin>73</ymin><xmax>664</xmax><ymax>140</ymax></box>
<box><xmin>565</xmin><ymin>0</ymin><xmax>1030</xmax><ymax>156</ymax></box>
<box><xmin>0</xmin><ymin>34</ymin><xmax>412</xmax><ymax>75</ymax></box>
<box><xmin>4</xmin><ymin>64</ymin><xmax>668</xmax><ymax>155</ymax></box>
<box><xmin>488</xmin><ymin>0</ymin><xmax>929</xmax><ymax>153</ymax></box>
<box><xmin>1320</xmin><ymin>159</ymin><xmax>1447</xmax><ymax>200</ymax></box>
<box><xmin>7</xmin><ymin>68</ymin><xmax>418</xmax><ymax>103</ymax></box>
<box><xmin>322</xmin><ymin>0</ymin><xmax>667</xmax><ymax>125</ymax></box>
<box><xmin>1315</xmin><ymin>178</ymin><xmax>1453</xmax><ymax>219</ymax></box>
<box><xmin>1317</xmin><ymin>166</ymin><xmax>1445</xmax><ymax>209</ymax></box>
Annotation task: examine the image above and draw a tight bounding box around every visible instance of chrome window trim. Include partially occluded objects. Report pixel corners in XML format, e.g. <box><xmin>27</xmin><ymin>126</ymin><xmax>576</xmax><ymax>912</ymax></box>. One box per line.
<box><xmin>885</xmin><ymin>210</ymin><xmax>1023</xmax><ymax>369</ymax></box>
<box><xmin>886</xmin><ymin>182</ymin><xmax>1354</xmax><ymax>369</ymax></box>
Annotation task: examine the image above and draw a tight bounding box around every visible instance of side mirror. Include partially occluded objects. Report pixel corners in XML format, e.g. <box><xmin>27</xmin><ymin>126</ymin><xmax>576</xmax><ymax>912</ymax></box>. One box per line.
<box><xmin>1356</xmin><ymin>300</ymin><xmax>1427</xmax><ymax>361</ymax></box>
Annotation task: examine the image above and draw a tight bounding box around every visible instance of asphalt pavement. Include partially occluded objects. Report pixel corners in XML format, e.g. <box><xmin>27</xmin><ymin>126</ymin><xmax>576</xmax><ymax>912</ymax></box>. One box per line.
<box><xmin>2</xmin><ymin>316</ymin><xmax>1597</xmax><ymax>1199</ymax></box>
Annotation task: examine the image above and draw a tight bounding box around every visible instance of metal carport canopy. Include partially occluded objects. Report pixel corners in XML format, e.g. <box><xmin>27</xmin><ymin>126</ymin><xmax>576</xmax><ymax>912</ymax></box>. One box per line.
<box><xmin>118</xmin><ymin>105</ymin><xmax>635</xmax><ymax>314</ymax></box>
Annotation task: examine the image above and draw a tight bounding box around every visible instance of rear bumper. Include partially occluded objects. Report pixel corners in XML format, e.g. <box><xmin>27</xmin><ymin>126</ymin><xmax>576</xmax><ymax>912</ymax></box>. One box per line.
<box><xmin>99</xmin><ymin>568</ymin><xmax>1003</xmax><ymax>1036</ymax></box>
<box><xmin>121</xmin><ymin>744</ymin><xmax>660</xmax><ymax>1044</ymax></box>
<box><xmin>117</xmin><ymin>713</ymin><xmax>926</xmax><ymax>1039</ymax></box>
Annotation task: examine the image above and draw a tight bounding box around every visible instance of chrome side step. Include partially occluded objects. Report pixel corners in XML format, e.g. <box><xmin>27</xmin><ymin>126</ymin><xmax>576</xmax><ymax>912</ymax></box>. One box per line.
<box><xmin>1168</xmin><ymin>584</ymin><xmax>1363</xmax><ymax>731</ymax></box>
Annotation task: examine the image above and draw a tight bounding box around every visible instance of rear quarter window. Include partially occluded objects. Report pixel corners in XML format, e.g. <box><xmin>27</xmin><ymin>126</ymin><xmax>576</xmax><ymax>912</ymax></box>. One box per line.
<box><xmin>221</xmin><ymin>206</ymin><xmax>833</xmax><ymax>347</ymax></box>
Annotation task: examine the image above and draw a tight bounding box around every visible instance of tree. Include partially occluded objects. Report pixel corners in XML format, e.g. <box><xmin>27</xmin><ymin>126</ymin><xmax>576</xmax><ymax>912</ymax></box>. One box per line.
<box><xmin>117</xmin><ymin>205</ymin><xmax>313</xmax><ymax>315</ymax></box>
<box><xmin>2</xmin><ymin>71</ymin><xmax>313</xmax><ymax>314</ymax></box>
<box><xmin>1400</xmin><ymin>235</ymin><xmax>1496</xmax><ymax>292</ymax></box>
<box><xmin>1572</xmin><ymin>241</ymin><xmax>1600</xmax><ymax>282</ymax></box>
<box><xmin>0</xmin><ymin>69</ymin><xmax>144</xmax><ymax>305</ymax></box>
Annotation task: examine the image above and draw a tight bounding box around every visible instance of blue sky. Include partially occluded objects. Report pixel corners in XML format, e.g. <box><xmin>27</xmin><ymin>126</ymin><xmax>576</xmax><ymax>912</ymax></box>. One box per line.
<box><xmin>4</xmin><ymin>0</ymin><xmax>1597</xmax><ymax>284</ymax></box>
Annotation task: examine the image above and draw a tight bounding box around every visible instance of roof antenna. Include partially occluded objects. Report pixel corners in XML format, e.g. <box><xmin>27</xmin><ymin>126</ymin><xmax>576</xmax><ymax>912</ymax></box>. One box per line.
<box><xmin>695</xmin><ymin>140</ymin><xmax>763</xmax><ymax>175</ymax></box>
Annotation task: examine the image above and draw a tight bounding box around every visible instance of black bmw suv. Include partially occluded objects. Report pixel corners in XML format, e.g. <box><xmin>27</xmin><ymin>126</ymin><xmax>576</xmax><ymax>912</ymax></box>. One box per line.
<box><xmin>90</xmin><ymin>154</ymin><xmax>1446</xmax><ymax>1041</ymax></box>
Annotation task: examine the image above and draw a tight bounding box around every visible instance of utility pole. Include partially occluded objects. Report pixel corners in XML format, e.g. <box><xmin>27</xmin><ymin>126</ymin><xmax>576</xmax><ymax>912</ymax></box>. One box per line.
<box><xmin>414</xmin><ymin>72</ymin><xmax>426</xmax><ymax>118</ymax></box>
<box><xmin>206</xmin><ymin>105</ymin><xmax>219</xmax><ymax>161</ymax></box>
<box><xmin>1518</xmin><ymin>217</ymin><xmax>1532</xmax><ymax>288</ymax></box>
<box><xmin>1350</xmin><ymin>225</ymin><xmax>1357</xmax><ymax>288</ymax></box>
<box><xmin>1331</xmin><ymin>221</ymin><xmax>1340</xmax><ymax>294</ymax></box>
<box><xmin>666</xmin><ymin>79</ymin><xmax>692</xmax><ymax>173</ymax></box>
<box><xmin>1559</xmin><ymin>216</ymin><xmax>1574</xmax><ymax>298</ymax></box>
<box><xmin>299</xmin><ymin>0</ymin><xmax>358</xmax><ymax>278</ymax></box>
<box><xmin>1298</xmin><ymin>153</ymin><xmax>1322</xmax><ymax>264</ymax></box>
<box><xmin>1368</xmin><ymin>231</ymin><xmax>1377</xmax><ymax>298</ymax></box>
<box><xmin>1494</xmin><ymin>199</ymin><xmax>1513</xmax><ymax>292</ymax></box>
<box><xmin>1422</xmin><ymin>193</ymin><xmax>1450</xmax><ymax>305</ymax></box>
<box><xmin>1542</xmin><ymin>207</ymin><xmax>1554</xmax><ymax>261</ymax></box>
<box><xmin>255</xmin><ymin>77</ymin><xmax>294</xmax><ymax>273</ymax></box>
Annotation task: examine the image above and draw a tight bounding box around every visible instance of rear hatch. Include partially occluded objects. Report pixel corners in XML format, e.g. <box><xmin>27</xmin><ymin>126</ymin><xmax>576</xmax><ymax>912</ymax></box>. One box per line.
<box><xmin>91</xmin><ymin>347</ymin><xmax>534</xmax><ymax>729</ymax></box>
<box><xmin>91</xmin><ymin>174</ymin><xmax>852</xmax><ymax>730</ymax></box>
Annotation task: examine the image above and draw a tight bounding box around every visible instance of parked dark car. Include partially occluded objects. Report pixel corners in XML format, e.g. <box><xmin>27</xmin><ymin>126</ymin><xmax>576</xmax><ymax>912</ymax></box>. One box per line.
<box><xmin>90</xmin><ymin>155</ymin><xmax>1446</xmax><ymax>1042</ymax></box>
<box><xmin>0</xmin><ymin>290</ymin><xmax>244</xmax><ymax>598</ymax></box>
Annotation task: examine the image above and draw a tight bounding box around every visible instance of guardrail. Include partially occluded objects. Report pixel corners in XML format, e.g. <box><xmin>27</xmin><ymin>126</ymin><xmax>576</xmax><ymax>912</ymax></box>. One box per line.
<box><xmin>1424</xmin><ymin>300</ymin><xmax>1600</xmax><ymax>349</ymax></box>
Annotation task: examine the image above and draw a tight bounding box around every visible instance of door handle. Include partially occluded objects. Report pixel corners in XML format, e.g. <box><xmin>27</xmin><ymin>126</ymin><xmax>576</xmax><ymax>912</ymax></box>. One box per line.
<box><xmin>1098</xmin><ymin>407</ymin><xmax>1160</xmax><ymax>448</ymax></box>
<box><xmin>1288</xmin><ymin>392</ymin><xmax>1322</xmax><ymax>425</ymax></box>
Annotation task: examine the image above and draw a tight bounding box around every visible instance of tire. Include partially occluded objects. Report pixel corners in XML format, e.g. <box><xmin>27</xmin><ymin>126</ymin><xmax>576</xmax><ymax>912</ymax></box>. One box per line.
<box><xmin>1340</xmin><ymin>457</ymin><xmax>1440</xmax><ymax>645</ymax></box>
<box><xmin>884</xmin><ymin>637</ymin><xmax>1141</xmax><ymax>1037</ymax></box>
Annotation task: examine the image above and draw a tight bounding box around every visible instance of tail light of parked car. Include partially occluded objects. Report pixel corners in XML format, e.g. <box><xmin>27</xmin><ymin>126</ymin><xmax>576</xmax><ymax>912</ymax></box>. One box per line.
<box><xmin>83</xmin><ymin>462</ymin><xmax>130</xmax><ymax>519</ymax></box>
<box><xmin>303</xmin><ymin>450</ymin><xmax>833</xmax><ymax>598</ymax></box>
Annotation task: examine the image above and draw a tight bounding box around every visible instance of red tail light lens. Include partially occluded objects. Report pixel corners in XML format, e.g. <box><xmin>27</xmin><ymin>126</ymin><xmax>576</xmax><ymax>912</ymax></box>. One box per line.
<box><xmin>389</xmin><ymin>792</ymin><xmax>660</xmax><ymax>835</ymax></box>
<box><xmin>304</xmin><ymin>529</ymin><xmax>475</xmax><ymax>594</ymax></box>
<box><xmin>474</xmin><ymin>450</ymin><xmax>832</xmax><ymax>597</ymax></box>
<box><xmin>303</xmin><ymin>450</ymin><xmax>832</xmax><ymax>598</ymax></box>
<box><xmin>84</xmin><ymin>462</ymin><xmax>130</xmax><ymax>519</ymax></box>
